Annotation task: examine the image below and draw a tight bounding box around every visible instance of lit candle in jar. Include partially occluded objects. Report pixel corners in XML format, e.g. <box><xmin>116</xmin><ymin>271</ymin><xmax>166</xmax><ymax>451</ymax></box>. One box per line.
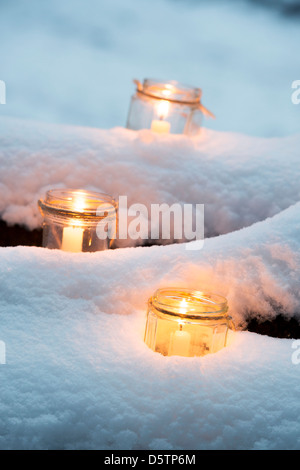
<box><xmin>144</xmin><ymin>288</ymin><xmax>233</xmax><ymax>357</ymax></box>
<box><xmin>61</xmin><ymin>224</ymin><xmax>84</xmax><ymax>252</ymax></box>
<box><xmin>61</xmin><ymin>195</ymin><xmax>85</xmax><ymax>252</ymax></box>
<box><xmin>168</xmin><ymin>299</ymin><xmax>191</xmax><ymax>356</ymax></box>
<box><xmin>38</xmin><ymin>189</ymin><xmax>118</xmax><ymax>252</ymax></box>
<box><xmin>127</xmin><ymin>79</ymin><xmax>215</xmax><ymax>135</ymax></box>
<box><xmin>151</xmin><ymin>99</ymin><xmax>171</xmax><ymax>134</ymax></box>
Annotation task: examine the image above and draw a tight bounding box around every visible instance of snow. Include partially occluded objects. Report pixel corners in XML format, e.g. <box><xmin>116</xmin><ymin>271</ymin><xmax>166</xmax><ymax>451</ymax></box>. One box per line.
<box><xmin>0</xmin><ymin>116</ymin><xmax>300</xmax><ymax>241</ymax></box>
<box><xmin>0</xmin><ymin>240</ymin><xmax>299</xmax><ymax>449</ymax></box>
<box><xmin>0</xmin><ymin>0</ymin><xmax>300</xmax><ymax>451</ymax></box>
<box><xmin>1</xmin><ymin>310</ymin><xmax>300</xmax><ymax>450</ymax></box>
<box><xmin>0</xmin><ymin>115</ymin><xmax>300</xmax><ymax>449</ymax></box>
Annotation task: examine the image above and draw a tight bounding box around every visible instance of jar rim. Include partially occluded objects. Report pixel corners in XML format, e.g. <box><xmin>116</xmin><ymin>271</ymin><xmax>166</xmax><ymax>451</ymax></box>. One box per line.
<box><xmin>149</xmin><ymin>287</ymin><xmax>229</xmax><ymax>319</ymax></box>
<box><xmin>38</xmin><ymin>188</ymin><xmax>118</xmax><ymax>221</ymax></box>
<box><xmin>136</xmin><ymin>78</ymin><xmax>202</xmax><ymax>104</ymax></box>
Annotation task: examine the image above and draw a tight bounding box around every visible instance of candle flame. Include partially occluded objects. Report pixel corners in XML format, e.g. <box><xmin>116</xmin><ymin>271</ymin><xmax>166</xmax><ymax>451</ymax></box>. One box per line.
<box><xmin>68</xmin><ymin>194</ymin><xmax>86</xmax><ymax>228</ymax></box>
<box><xmin>161</xmin><ymin>89</ymin><xmax>172</xmax><ymax>98</ymax></box>
<box><xmin>73</xmin><ymin>195</ymin><xmax>86</xmax><ymax>213</ymax></box>
<box><xmin>161</xmin><ymin>84</ymin><xmax>175</xmax><ymax>99</ymax></box>
<box><xmin>157</xmin><ymin>100</ymin><xmax>170</xmax><ymax>120</ymax></box>
<box><xmin>179</xmin><ymin>298</ymin><xmax>188</xmax><ymax>315</ymax></box>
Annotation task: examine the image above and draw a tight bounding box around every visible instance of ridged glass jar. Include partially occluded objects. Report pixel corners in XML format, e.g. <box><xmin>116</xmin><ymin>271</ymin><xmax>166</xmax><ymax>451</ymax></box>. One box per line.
<box><xmin>126</xmin><ymin>79</ymin><xmax>214</xmax><ymax>136</ymax></box>
<box><xmin>38</xmin><ymin>189</ymin><xmax>117</xmax><ymax>252</ymax></box>
<box><xmin>144</xmin><ymin>288</ymin><xmax>233</xmax><ymax>357</ymax></box>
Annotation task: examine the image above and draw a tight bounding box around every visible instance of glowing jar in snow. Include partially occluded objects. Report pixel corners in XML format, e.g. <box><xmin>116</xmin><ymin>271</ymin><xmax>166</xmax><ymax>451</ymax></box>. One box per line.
<box><xmin>38</xmin><ymin>189</ymin><xmax>117</xmax><ymax>252</ymax></box>
<box><xmin>126</xmin><ymin>79</ymin><xmax>214</xmax><ymax>136</ymax></box>
<box><xmin>144</xmin><ymin>288</ymin><xmax>233</xmax><ymax>357</ymax></box>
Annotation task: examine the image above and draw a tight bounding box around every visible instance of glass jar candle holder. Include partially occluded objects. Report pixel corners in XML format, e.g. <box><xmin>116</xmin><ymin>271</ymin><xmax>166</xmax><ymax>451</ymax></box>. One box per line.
<box><xmin>144</xmin><ymin>288</ymin><xmax>233</xmax><ymax>357</ymax></box>
<box><xmin>126</xmin><ymin>79</ymin><xmax>214</xmax><ymax>136</ymax></box>
<box><xmin>38</xmin><ymin>189</ymin><xmax>117</xmax><ymax>252</ymax></box>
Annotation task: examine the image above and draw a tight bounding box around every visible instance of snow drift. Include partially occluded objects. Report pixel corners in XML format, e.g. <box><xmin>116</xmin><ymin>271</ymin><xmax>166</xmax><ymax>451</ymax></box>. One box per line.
<box><xmin>0</xmin><ymin>116</ymin><xmax>300</xmax><ymax>241</ymax></box>
<box><xmin>0</xmin><ymin>116</ymin><xmax>300</xmax><ymax>449</ymax></box>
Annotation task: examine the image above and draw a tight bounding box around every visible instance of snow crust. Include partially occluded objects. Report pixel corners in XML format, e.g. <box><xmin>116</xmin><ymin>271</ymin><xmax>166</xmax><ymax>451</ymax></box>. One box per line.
<box><xmin>0</xmin><ymin>116</ymin><xmax>300</xmax><ymax>449</ymax></box>
<box><xmin>0</xmin><ymin>116</ymin><xmax>300</xmax><ymax>240</ymax></box>
<box><xmin>1</xmin><ymin>0</ymin><xmax>300</xmax><ymax>452</ymax></box>
<box><xmin>0</xmin><ymin>240</ymin><xmax>300</xmax><ymax>449</ymax></box>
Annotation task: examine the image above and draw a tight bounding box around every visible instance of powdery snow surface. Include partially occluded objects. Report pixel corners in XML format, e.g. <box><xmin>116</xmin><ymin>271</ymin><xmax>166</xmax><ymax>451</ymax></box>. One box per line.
<box><xmin>0</xmin><ymin>117</ymin><xmax>300</xmax><ymax>449</ymax></box>
<box><xmin>0</xmin><ymin>304</ymin><xmax>299</xmax><ymax>450</ymax></box>
<box><xmin>0</xmin><ymin>116</ymin><xmax>300</xmax><ymax>240</ymax></box>
<box><xmin>1</xmin><ymin>219</ymin><xmax>300</xmax><ymax>449</ymax></box>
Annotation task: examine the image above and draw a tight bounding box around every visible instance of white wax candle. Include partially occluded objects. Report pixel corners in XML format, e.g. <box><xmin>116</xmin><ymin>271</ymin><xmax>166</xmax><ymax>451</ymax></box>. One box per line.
<box><xmin>61</xmin><ymin>225</ymin><xmax>84</xmax><ymax>252</ymax></box>
<box><xmin>151</xmin><ymin>120</ymin><xmax>171</xmax><ymax>134</ymax></box>
<box><xmin>168</xmin><ymin>324</ymin><xmax>191</xmax><ymax>357</ymax></box>
<box><xmin>168</xmin><ymin>299</ymin><xmax>191</xmax><ymax>356</ymax></box>
<box><xmin>61</xmin><ymin>194</ymin><xmax>86</xmax><ymax>252</ymax></box>
<box><xmin>151</xmin><ymin>99</ymin><xmax>171</xmax><ymax>134</ymax></box>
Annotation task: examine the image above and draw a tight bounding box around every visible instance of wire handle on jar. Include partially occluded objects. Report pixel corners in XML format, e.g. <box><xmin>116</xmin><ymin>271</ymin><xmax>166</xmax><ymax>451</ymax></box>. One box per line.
<box><xmin>133</xmin><ymin>79</ymin><xmax>215</xmax><ymax>119</ymax></box>
<box><xmin>197</xmin><ymin>103</ymin><xmax>215</xmax><ymax>119</ymax></box>
<box><xmin>226</xmin><ymin>315</ymin><xmax>236</xmax><ymax>331</ymax></box>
